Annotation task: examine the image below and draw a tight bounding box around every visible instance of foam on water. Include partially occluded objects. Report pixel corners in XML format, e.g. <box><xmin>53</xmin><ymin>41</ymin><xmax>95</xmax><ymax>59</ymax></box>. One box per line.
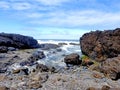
<box><xmin>37</xmin><ymin>39</ymin><xmax>81</xmax><ymax>68</ymax></box>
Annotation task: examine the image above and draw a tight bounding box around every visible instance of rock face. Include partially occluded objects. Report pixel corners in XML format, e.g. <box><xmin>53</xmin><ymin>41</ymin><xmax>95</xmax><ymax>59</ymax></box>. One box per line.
<box><xmin>80</xmin><ymin>28</ymin><xmax>120</xmax><ymax>62</ymax></box>
<box><xmin>100</xmin><ymin>55</ymin><xmax>120</xmax><ymax>80</ymax></box>
<box><xmin>0</xmin><ymin>33</ymin><xmax>39</xmax><ymax>52</ymax></box>
<box><xmin>64</xmin><ymin>53</ymin><xmax>81</xmax><ymax>65</ymax></box>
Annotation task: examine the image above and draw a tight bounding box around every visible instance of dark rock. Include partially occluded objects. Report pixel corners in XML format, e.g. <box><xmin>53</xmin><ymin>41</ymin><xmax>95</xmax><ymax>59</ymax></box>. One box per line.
<box><xmin>86</xmin><ymin>87</ymin><xmax>96</xmax><ymax>90</ymax></box>
<box><xmin>58</xmin><ymin>43</ymin><xmax>67</xmax><ymax>46</ymax></box>
<box><xmin>28</xmin><ymin>51</ymin><xmax>45</xmax><ymax>63</ymax></box>
<box><xmin>0</xmin><ymin>33</ymin><xmax>40</xmax><ymax>52</ymax></box>
<box><xmin>64</xmin><ymin>53</ymin><xmax>82</xmax><ymax>65</ymax></box>
<box><xmin>69</xmin><ymin>43</ymin><xmax>79</xmax><ymax>45</ymax></box>
<box><xmin>101</xmin><ymin>85</ymin><xmax>110</xmax><ymax>90</ymax></box>
<box><xmin>80</xmin><ymin>28</ymin><xmax>120</xmax><ymax>62</ymax></box>
<box><xmin>0</xmin><ymin>46</ymin><xmax>8</xmax><ymax>53</ymax></box>
<box><xmin>36</xmin><ymin>64</ymin><xmax>49</xmax><ymax>72</ymax></box>
<box><xmin>39</xmin><ymin>43</ymin><xmax>59</xmax><ymax>50</ymax></box>
<box><xmin>12</xmin><ymin>68</ymin><xmax>29</xmax><ymax>75</ymax></box>
<box><xmin>99</xmin><ymin>55</ymin><xmax>120</xmax><ymax>80</ymax></box>
<box><xmin>56</xmin><ymin>48</ymin><xmax>62</xmax><ymax>52</ymax></box>
<box><xmin>82</xmin><ymin>61</ymin><xmax>94</xmax><ymax>66</ymax></box>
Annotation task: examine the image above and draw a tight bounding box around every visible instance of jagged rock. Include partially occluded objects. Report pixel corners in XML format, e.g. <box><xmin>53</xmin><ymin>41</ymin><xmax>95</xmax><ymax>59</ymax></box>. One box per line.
<box><xmin>58</xmin><ymin>43</ymin><xmax>67</xmax><ymax>46</ymax></box>
<box><xmin>28</xmin><ymin>51</ymin><xmax>45</xmax><ymax>64</ymax></box>
<box><xmin>36</xmin><ymin>64</ymin><xmax>49</xmax><ymax>72</ymax></box>
<box><xmin>80</xmin><ymin>28</ymin><xmax>120</xmax><ymax>62</ymax></box>
<box><xmin>0</xmin><ymin>46</ymin><xmax>8</xmax><ymax>53</ymax></box>
<box><xmin>0</xmin><ymin>33</ymin><xmax>39</xmax><ymax>53</ymax></box>
<box><xmin>64</xmin><ymin>53</ymin><xmax>82</xmax><ymax>65</ymax></box>
<box><xmin>39</xmin><ymin>43</ymin><xmax>59</xmax><ymax>50</ymax></box>
<box><xmin>99</xmin><ymin>55</ymin><xmax>120</xmax><ymax>80</ymax></box>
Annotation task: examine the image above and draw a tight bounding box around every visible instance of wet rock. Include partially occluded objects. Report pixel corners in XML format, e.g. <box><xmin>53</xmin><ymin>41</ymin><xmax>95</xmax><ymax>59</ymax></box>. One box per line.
<box><xmin>100</xmin><ymin>55</ymin><xmax>120</xmax><ymax>80</ymax></box>
<box><xmin>0</xmin><ymin>33</ymin><xmax>40</xmax><ymax>51</ymax></box>
<box><xmin>39</xmin><ymin>43</ymin><xmax>59</xmax><ymax>50</ymax></box>
<box><xmin>64</xmin><ymin>53</ymin><xmax>82</xmax><ymax>65</ymax></box>
<box><xmin>0</xmin><ymin>46</ymin><xmax>8</xmax><ymax>53</ymax></box>
<box><xmin>28</xmin><ymin>51</ymin><xmax>45</xmax><ymax>62</ymax></box>
<box><xmin>36</xmin><ymin>64</ymin><xmax>49</xmax><ymax>72</ymax></box>
<box><xmin>8</xmin><ymin>47</ymin><xmax>16</xmax><ymax>51</ymax></box>
<box><xmin>80</xmin><ymin>28</ymin><xmax>120</xmax><ymax>62</ymax></box>
<box><xmin>69</xmin><ymin>43</ymin><xmax>79</xmax><ymax>45</ymax></box>
<box><xmin>58</xmin><ymin>43</ymin><xmax>67</xmax><ymax>46</ymax></box>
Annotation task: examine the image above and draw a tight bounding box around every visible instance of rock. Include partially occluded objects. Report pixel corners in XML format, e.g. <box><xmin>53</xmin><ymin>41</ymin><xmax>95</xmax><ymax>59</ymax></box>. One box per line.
<box><xmin>28</xmin><ymin>81</ymin><xmax>42</xmax><ymax>89</ymax></box>
<box><xmin>12</xmin><ymin>69</ymin><xmax>20</xmax><ymax>74</ymax></box>
<box><xmin>64</xmin><ymin>53</ymin><xmax>82</xmax><ymax>65</ymax></box>
<box><xmin>39</xmin><ymin>43</ymin><xmax>59</xmax><ymax>50</ymax></box>
<box><xmin>0</xmin><ymin>46</ymin><xmax>8</xmax><ymax>53</ymax></box>
<box><xmin>80</xmin><ymin>28</ymin><xmax>120</xmax><ymax>62</ymax></box>
<box><xmin>0</xmin><ymin>33</ymin><xmax>39</xmax><ymax>52</ymax></box>
<box><xmin>69</xmin><ymin>43</ymin><xmax>79</xmax><ymax>45</ymax></box>
<box><xmin>0</xmin><ymin>86</ymin><xmax>9</xmax><ymax>90</ymax></box>
<box><xmin>12</xmin><ymin>68</ymin><xmax>29</xmax><ymax>75</ymax></box>
<box><xmin>86</xmin><ymin>87</ymin><xmax>96</xmax><ymax>90</ymax></box>
<box><xmin>36</xmin><ymin>64</ymin><xmax>49</xmax><ymax>72</ymax></box>
<box><xmin>28</xmin><ymin>51</ymin><xmax>45</xmax><ymax>62</ymax></box>
<box><xmin>58</xmin><ymin>43</ymin><xmax>67</xmax><ymax>46</ymax></box>
<box><xmin>82</xmin><ymin>61</ymin><xmax>94</xmax><ymax>66</ymax></box>
<box><xmin>99</xmin><ymin>55</ymin><xmax>120</xmax><ymax>80</ymax></box>
<box><xmin>101</xmin><ymin>85</ymin><xmax>110</xmax><ymax>90</ymax></box>
<box><xmin>8</xmin><ymin>47</ymin><xmax>16</xmax><ymax>51</ymax></box>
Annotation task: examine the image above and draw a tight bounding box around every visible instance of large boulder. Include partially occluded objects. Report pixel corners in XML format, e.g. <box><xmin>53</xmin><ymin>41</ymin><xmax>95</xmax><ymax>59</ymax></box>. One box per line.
<box><xmin>0</xmin><ymin>33</ymin><xmax>40</xmax><ymax>51</ymax></box>
<box><xmin>64</xmin><ymin>53</ymin><xmax>81</xmax><ymax>65</ymax></box>
<box><xmin>80</xmin><ymin>28</ymin><xmax>120</xmax><ymax>62</ymax></box>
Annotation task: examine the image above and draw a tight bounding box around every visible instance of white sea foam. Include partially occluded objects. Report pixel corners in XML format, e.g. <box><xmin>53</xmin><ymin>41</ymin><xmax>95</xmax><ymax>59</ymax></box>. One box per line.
<box><xmin>37</xmin><ymin>39</ymin><xmax>81</xmax><ymax>68</ymax></box>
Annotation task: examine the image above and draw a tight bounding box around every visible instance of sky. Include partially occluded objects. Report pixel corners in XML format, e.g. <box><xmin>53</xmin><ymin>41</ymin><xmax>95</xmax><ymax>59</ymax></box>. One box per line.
<box><xmin>0</xmin><ymin>0</ymin><xmax>120</xmax><ymax>39</ymax></box>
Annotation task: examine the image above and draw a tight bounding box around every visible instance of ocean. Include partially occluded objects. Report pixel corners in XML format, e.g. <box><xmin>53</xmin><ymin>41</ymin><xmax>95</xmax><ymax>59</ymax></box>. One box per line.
<box><xmin>37</xmin><ymin>39</ymin><xmax>81</xmax><ymax>68</ymax></box>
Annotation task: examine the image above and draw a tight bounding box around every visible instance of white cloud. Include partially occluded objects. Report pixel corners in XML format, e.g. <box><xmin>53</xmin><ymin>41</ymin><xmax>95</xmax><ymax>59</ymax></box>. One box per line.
<box><xmin>28</xmin><ymin>10</ymin><xmax>120</xmax><ymax>28</ymax></box>
<box><xmin>35</xmin><ymin>0</ymin><xmax>69</xmax><ymax>6</ymax></box>
<box><xmin>0</xmin><ymin>1</ymin><xmax>10</xmax><ymax>9</ymax></box>
<box><xmin>12</xmin><ymin>2</ymin><xmax>32</xmax><ymax>10</ymax></box>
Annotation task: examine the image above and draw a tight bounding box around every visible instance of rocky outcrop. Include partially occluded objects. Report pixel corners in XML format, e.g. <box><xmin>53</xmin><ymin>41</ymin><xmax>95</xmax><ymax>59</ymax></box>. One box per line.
<box><xmin>64</xmin><ymin>53</ymin><xmax>82</xmax><ymax>65</ymax></box>
<box><xmin>39</xmin><ymin>44</ymin><xmax>59</xmax><ymax>50</ymax></box>
<box><xmin>99</xmin><ymin>55</ymin><xmax>120</xmax><ymax>80</ymax></box>
<box><xmin>0</xmin><ymin>33</ymin><xmax>40</xmax><ymax>52</ymax></box>
<box><xmin>80</xmin><ymin>28</ymin><xmax>120</xmax><ymax>62</ymax></box>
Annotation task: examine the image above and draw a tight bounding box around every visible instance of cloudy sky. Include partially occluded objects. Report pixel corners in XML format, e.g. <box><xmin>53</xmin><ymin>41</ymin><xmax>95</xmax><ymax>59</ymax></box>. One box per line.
<box><xmin>0</xmin><ymin>0</ymin><xmax>120</xmax><ymax>39</ymax></box>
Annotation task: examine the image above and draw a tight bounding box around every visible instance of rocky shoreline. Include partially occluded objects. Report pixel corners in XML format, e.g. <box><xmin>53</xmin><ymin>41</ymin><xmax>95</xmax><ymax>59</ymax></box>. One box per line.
<box><xmin>0</xmin><ymin>29</ymin><xmax>120</xmax><ymax>90</ymax></box>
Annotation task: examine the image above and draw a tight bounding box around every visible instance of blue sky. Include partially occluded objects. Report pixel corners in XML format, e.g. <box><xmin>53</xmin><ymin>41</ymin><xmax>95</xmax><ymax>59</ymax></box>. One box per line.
<box><xmin>0</xmin><ymin>0</ymin><xmax>120</xmax><ymax>39</ymax></box>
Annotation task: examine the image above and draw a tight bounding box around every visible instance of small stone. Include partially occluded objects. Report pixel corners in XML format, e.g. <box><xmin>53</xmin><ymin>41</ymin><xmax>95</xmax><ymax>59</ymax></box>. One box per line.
<box><xmin>0</xmin><ymin>86</ymin><xmax>9</xmax><ymax>90</ymax></box>
<box><xmin>12</xmin><ymin>69</ymin><xmax>20</xmax><ymax>74</ymax></box>
<box><xmin>101</xmin><ymin>85</ymin><xmax>110</xmax><ymax>90</ymax></box>
<box><xmin>86</xmin><ymin>87</ymin><xmax>96</xmax><ymax>90</ymax></box>
<box><xmin>92</xmin><ymin>72</ymin><xmax>102</xmax><ymax>79</ymax></box>
<box><xmin>28</xmin><ymin>81</ymin><xmax>42</xmax><ymax>89</ymax></box>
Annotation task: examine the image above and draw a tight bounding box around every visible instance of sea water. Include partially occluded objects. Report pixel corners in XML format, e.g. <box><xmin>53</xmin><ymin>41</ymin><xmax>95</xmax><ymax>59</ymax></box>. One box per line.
<box><xmin>37</xmin><ymin>39</ymin><xmax>81</xmax><ymax>68</ymax></box>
